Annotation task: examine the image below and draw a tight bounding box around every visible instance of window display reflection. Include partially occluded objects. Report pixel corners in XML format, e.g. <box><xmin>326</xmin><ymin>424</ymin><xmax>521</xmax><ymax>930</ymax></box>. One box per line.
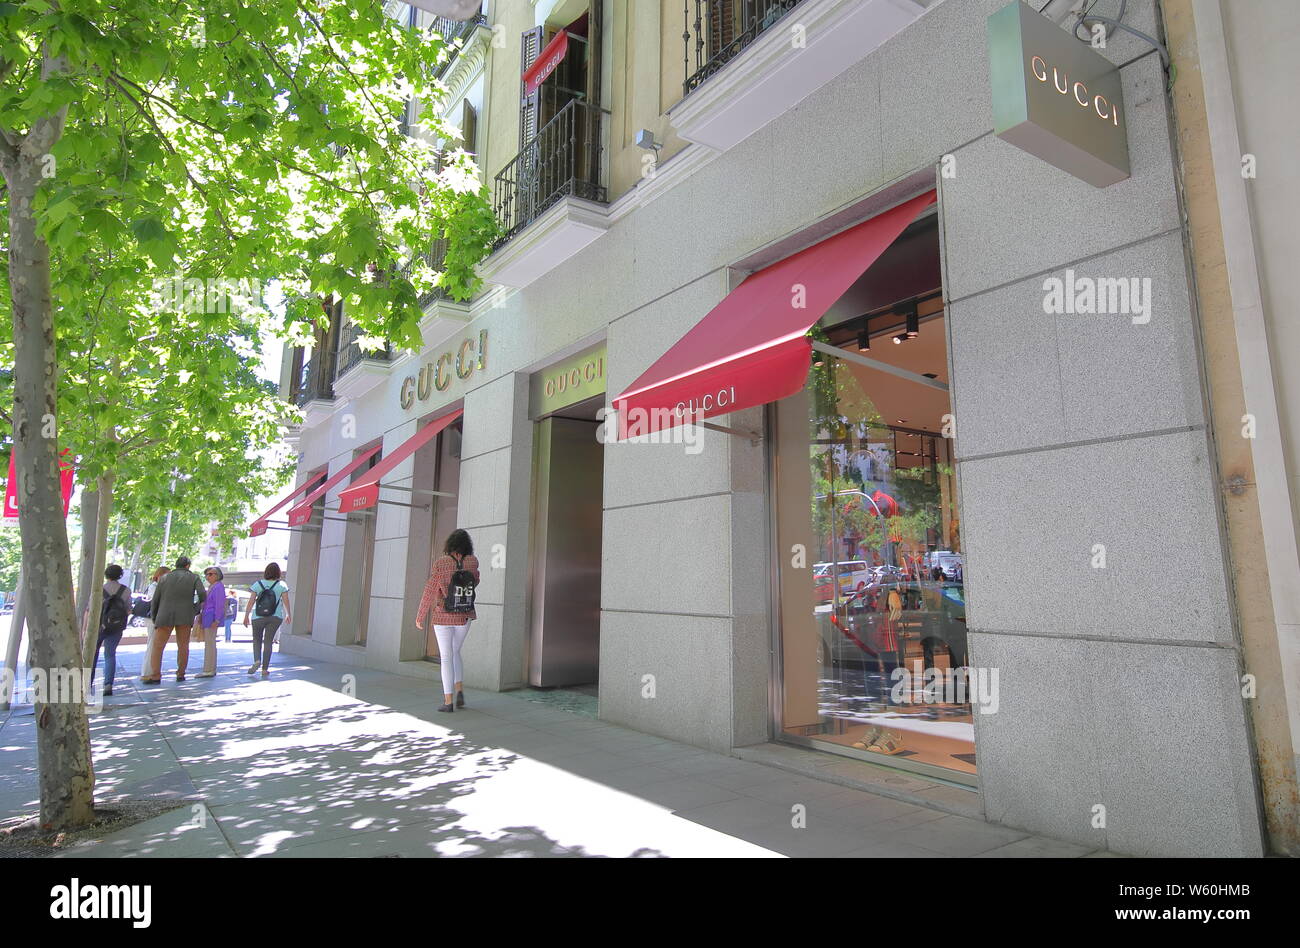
<box><xmin>777</xmin><ymin>341</ymin><xmax>975</xmax><ymax>778</ymax></box>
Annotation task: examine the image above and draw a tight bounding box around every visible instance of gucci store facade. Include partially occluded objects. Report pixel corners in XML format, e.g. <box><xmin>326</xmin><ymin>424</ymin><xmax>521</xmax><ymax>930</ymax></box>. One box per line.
<box><xmin>271</xmin><ymin>0</ymin><xmax>1272</xmax><ymax>857</ymax></box>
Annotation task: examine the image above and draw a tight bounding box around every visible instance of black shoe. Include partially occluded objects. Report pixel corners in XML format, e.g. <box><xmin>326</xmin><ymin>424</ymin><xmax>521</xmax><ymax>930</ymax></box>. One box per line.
<box><xmin>456</xmin><ymin>691</ymin><xmax>465</xmax><ymax>709</ymax></box>
<box><xmin>103</xmin><ymin>688</ymin><xmax>113</xmax><ymax>697</ymax></box>
<box><xmin>437</xmin><ymin>703</ymin><xmax>454</xmax><ymax>713</ymax></box>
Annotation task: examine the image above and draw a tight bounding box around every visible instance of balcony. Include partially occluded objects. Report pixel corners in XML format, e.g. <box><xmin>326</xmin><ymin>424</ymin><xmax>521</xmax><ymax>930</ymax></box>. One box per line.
<box><xmin>481</xmin><ymin>99</ymin><xmax>610</xmax><ymax>289</ymax></box>
<box><xmin>431</xmin><ymin>10</ymin><xmax>489</xmax><ymax>78</ymax></box>
<box><xmin>396</xmin><ymin>237</ymin><xmax>472</xmax><ymax>345</ymax></box>
<box><xmin>683</xmin><ymin>0</ymin><xmax>804</xmax><ymax>97</ymax></box>
<box><xmin>670</xmin><ymin>0</ymin><xmax>930</xmax><ymax>152</ymax></box>
<box><xmin>333</xmin><ymin>313</ymin><xmax>393</xmax><ymax>401</ymax></box>
<box><xmin>291</xmin><ymin>353</ymin><xmax>336</xmax><ymax>427</ymax></box>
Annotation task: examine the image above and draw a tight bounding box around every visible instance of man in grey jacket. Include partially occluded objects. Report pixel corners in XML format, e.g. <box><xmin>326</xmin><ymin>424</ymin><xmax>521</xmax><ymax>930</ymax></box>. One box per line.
<box><xmin>143</xmin><ymin>556</ymin><xmax>206</xmax><ymax>683</ymax></box>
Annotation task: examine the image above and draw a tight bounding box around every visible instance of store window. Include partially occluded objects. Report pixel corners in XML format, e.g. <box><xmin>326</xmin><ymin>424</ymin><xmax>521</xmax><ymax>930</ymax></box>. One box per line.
<box><xmin>774</xmin><ymin>222</ymin><xmax>975</xmax><ymax>781</ymax></box>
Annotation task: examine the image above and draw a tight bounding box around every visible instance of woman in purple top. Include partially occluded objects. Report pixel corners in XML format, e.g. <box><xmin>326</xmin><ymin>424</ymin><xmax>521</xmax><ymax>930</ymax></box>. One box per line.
<box><xmin>195</xmin><ymin>566</ymin><xmax>225</xmax><ymax>679</ymax></box>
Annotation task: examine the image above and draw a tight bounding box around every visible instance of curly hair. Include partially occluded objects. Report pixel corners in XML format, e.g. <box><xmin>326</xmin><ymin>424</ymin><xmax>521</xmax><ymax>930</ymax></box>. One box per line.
<box><xmin>443</xmin><ymin>529</ymin><xmax>474</xmax><ymax>558</ymax></box>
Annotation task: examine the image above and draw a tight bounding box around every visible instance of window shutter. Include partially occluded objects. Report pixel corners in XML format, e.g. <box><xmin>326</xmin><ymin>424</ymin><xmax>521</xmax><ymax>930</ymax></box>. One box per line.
<box><xmin>462</xmin><ymin>99</ymin><xmax>479</xmax><ymax>156</ymax></box>
<box><xmin>520</xmin><ymin>25</ymin><xmax>544</xmax><ymax>149</ymax></box>
<box><xmin>709</xmin><ymin>0</ymin><xmax>739</xmax><ymax>59</ymax></box>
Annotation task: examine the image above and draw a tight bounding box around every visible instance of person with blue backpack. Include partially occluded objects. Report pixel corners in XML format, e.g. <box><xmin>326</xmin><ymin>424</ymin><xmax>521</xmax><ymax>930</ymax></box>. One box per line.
<box><xmin>243</xmin><ymin>562</ymin><xmax>291</xmax><ymax>677</ymax></box>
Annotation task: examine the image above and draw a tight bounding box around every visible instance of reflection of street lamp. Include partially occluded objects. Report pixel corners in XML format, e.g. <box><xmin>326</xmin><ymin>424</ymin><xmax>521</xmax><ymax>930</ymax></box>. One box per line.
<box><xmin>814</xmin><ymin>489</ymin><xmax>896</xmax><ymax>573</ymax></box>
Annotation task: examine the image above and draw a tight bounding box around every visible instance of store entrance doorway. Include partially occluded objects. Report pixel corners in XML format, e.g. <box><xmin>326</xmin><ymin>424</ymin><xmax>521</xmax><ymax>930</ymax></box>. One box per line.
<box><xmin>528</xmin><ymin>392</ymin><xmax>604</xmax><ymax>691</ymax></box>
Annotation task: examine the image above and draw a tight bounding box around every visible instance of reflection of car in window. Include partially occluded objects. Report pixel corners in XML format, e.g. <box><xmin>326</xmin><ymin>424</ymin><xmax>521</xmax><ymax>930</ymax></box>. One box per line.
<box><xmin>813</xmin><ymin>561</ymin><xmax>871</xmax><ymax>600</ymax></box>
<box><xmin>818</xmin><ymin>577</ymin><xmax>967</xmax><ymax>671</ymax></box>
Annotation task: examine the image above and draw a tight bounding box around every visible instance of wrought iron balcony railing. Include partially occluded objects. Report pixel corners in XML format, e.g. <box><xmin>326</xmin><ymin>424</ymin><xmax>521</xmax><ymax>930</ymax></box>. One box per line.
<box><xmin>335</xmin><ymin>315</ymin><xmax>394</xmax><ymax>382</ymax></box>
<box><xmin>492</xmin><ymin>99</ymin><xmax>606</xmax><ymax>247</ymax></box>
<box><xmin>396</xmin><ymin>236</ymin><xmax>452</xmax><ymax>309</ymax></box>
<box><xmin>682</xmin><ymin>0</ymin><xmax>805</xmax><ymax>97</ymax></box>
<box><xmin>432</xmin><ymin>9</ymin><xmax>489</xmax><ymax>77</ymax></box>
<box><xmin>293</xmin><ymin>353</ymin><xmax>335</xmax><ymax>407</ymax></box>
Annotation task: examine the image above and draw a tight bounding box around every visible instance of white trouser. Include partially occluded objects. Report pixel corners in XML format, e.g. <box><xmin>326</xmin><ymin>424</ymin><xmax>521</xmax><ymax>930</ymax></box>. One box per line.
<box><xmin>434</xmin><ymin>622</ymin><xmax>471</xmax><ymax>697</ymax></box>
<box><xmin>140</xmin><ymin>619</ymin><xmax>158</xmax><ymax>679</ymax></box>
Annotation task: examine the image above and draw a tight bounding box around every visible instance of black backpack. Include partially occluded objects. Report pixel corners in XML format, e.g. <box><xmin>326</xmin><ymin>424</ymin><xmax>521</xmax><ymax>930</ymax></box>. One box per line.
<box><xmin>442</xmin><ymin>555</ymin><xmax>478</xmax><ymax>614</ymax></box>
<box><xmin>253</xmin><ymin>580</ymin><xmax>280</xmax><ymax>618</ymax></box>
<box><xmin>101</xmin><ymin>588</ymin><xmax>129</xmax><ymax>635</ymax></box>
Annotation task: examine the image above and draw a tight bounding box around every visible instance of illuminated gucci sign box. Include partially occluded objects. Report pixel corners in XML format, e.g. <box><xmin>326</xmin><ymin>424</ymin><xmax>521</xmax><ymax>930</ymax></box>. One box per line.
<box><xmin>530</xmin><ymin>342</ymin><xmax>607</xmax><ymax>419</ymax></box>
<box><xmin>987</xmin><ymin>0</ymin><xmax>1130</xmax><ymax>188</ymax></box>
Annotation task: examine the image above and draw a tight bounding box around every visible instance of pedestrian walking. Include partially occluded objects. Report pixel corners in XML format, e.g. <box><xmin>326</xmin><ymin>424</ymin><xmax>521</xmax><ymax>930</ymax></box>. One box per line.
<box><xmin>223</xmin><ymin>591</ymin><xmax>237</xmax><ymax>642</ymax></box>
<box><xmin>415</xmin><ymin>529</ymin><xmax>480</xmax><ymax>713</ymax></box>
<box><xmin>244</xmin><ymin>562</ymin><xmax>290</xmax><ymax>677</ymax></box>
<box><xmin>143</xmin><ymin>555</ymin><xmax>206</xmax><ymax>684</ymax></box>
<box><xmin>195</xmin><ymin>566</ymin><xmax>226</xmax><ymax>678</ymax></box>
<box><xmin>138</xmin><ymin>565</ymin><xmax>170</xmax><ymax>682</ymax></box>
<box><xmin>92</xmin><ymin>564</ymin><xmax>132</xmax><ymax>697</ymax></box>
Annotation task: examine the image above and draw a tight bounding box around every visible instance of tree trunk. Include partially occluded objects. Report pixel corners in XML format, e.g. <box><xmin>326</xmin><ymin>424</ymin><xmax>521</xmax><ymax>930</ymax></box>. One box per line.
<box><xmin>74</xmin><ymin>486</ymin><xmax>99</xmax><ymax>644</ymax></box>
<box><xmin>81</xmin><ymin>471</ymin><xmax>114</xmax><ymax>668</ymax></box>
<box><xmin>0</xmin><ymin>48</ymin><xmax>95</xmax><ymax>831</ymax></box>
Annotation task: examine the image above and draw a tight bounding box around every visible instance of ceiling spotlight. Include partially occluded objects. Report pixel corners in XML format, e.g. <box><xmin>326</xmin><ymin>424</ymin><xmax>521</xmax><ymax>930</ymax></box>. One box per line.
<box><xmin>858</xmin><ymin>330</ymin><xmax>871</xmax><ymax>352</ymax></box>
<box><xmin>905</xmin><ymin>304</ymin><xmax>919</xmax><ymax>339</ymax></box>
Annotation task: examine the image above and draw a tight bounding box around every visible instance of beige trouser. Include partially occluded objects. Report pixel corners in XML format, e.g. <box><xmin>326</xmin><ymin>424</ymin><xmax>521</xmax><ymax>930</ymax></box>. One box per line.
<box><xmin>148</xmin><ymin>625</ymin><xmax>191</xmax><ymax>679</ymax></box>
<box><xmin>140</xmin><ymin>619</ymin><xmax>158</xmax><ymax>679</ymax></box>
<box><xmin>199</xmin><ymin>623</ymin><xmax>218</xmax><ymax>675</ymax></box>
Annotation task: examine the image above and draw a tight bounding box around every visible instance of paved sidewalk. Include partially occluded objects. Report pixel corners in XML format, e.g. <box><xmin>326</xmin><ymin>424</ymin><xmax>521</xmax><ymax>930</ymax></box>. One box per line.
<box><xmin>0</xmin><ymin>642</ymin><xmax>1096</xmax><ymax>858</ymax></box>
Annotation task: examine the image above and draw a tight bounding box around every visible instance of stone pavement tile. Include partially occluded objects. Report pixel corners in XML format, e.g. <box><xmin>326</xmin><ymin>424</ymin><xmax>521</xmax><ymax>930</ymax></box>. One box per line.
<box><xmin>208</xmin><ymin>793</ymin><xmax>464</xmax><ymax>856</ymax></box>
<box><xmin>615</xmin><ymin>741</ymin><xmax>718</xmax><ymax>765</ymax></box>
<box><xmin>531</xmin><ymin>716</ymin><xmax>612</xmax><ymax>735</ymax></box>
<box><xmin>595</xmin><ymin>762</ymin><xmax>685</xmax><ymax>793</ymax></box>
<box><xmin>101</xmin><ymin>768</ymin><xmax>200</xmax><ymax>803</ymax></box>
<box><xmin>657</xmin><ymin>754</ymin><xmax>761</xmax><ymax>779</ymax></box>
<box><xmin>94</xmin><ymin>756</ymin><xmax>189</xmax><ymax>796</ymax></box>
<box><xmin>673</xmin><ymin>796</ymin><xmax>794</xmax><ymax>835</ymax></box>
<box><xmin>876</xmin><ymin>813</ymin><xmax>1030</xmax><ymax>857</ymax></box>
<box><xmin>0</xmin><ymin>785</ymin><xmax>41</xmax><ymax>818</ymax></box>
<box><xmin>623</xmin><ymin>775</ymin><xmax>744</xmax><ymax>811</ymax></box>
<box><xmin>492</xmin><ymin>732</ymin><xmax>593</xmax><ymax>759</ymax></box>
<box><xmin>527</xmin><ymin>747</ymin><xmax>643</xmax><ymax>778</ymax></box>
<box><xmin>695</xmin><ymin>764</ymin><xmax>807</xmax><ymax>793</ymax></box>
<box><xmin>55</xmin><ymin>804</ymin><xmax>235</xmax><ymax>859</ymax></box>
<box><xmin>736</xmin><ymin>774</ymin><xmax>878</xmax><ymax>807</ymax></box>
<box><xmin>352</xmin><ymin>685</ymin><xmax>447</xmax><ymax>711</ymax></box>
<box><xmin>728</xmin><ymin>817</ymin><xmax>889</xmax><ymax>859</ymax></box>
<box><xmin>817</xmin><ymin>794</ymin><xmax>953</xmax><ymax>831</ymax></box>
<box><xmin>831</xmin><ymin>836</ymin><xmax>954</xmax><ymax>858</ymax></box>
<box><xmin>399</xmin><ymin>756</ymin><xmax>783</xmax><ymax>858</ymax></box>
<box><xmin>977</xmin><ymin>835</ymin><xmax>1095</xmax><ymax>858</ymax></box>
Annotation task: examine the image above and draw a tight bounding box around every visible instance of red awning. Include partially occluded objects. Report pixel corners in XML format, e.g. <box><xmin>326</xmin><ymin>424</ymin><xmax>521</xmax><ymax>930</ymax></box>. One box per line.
<box><xmin>611</xmin><ymin>191</ymin><xmax>936</xmax><ymax>437</ymax></box>
<box><xmin>523</xmin><ymin>30</ymin><xmax>569</xmax><ymax>96</ymax></box>
<box><xmin>248</xmin><ymin>472</ymin><xmax>327</xmax><ymax>537</ymax></box>
<box><xmin>336</xmin><ymin>410</ymin><xmax>464</xmax><ymax>514</ymax></box>
<box><xmin>286</xmin><ymin>445</ymin><xmax>383</xmax><ymax>527</ymax></box>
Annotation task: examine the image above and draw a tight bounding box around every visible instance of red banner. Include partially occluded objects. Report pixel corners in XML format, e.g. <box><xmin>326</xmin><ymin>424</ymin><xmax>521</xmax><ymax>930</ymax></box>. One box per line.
<box><xmin>4</xmin><ymin>450</ymin><xmax>75</xmax><ymax>520</ymax></box>
<box><xmin>523</xmin><ymin>30</ymin><xmax>569</xmax><ymax>96</ymax></box>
